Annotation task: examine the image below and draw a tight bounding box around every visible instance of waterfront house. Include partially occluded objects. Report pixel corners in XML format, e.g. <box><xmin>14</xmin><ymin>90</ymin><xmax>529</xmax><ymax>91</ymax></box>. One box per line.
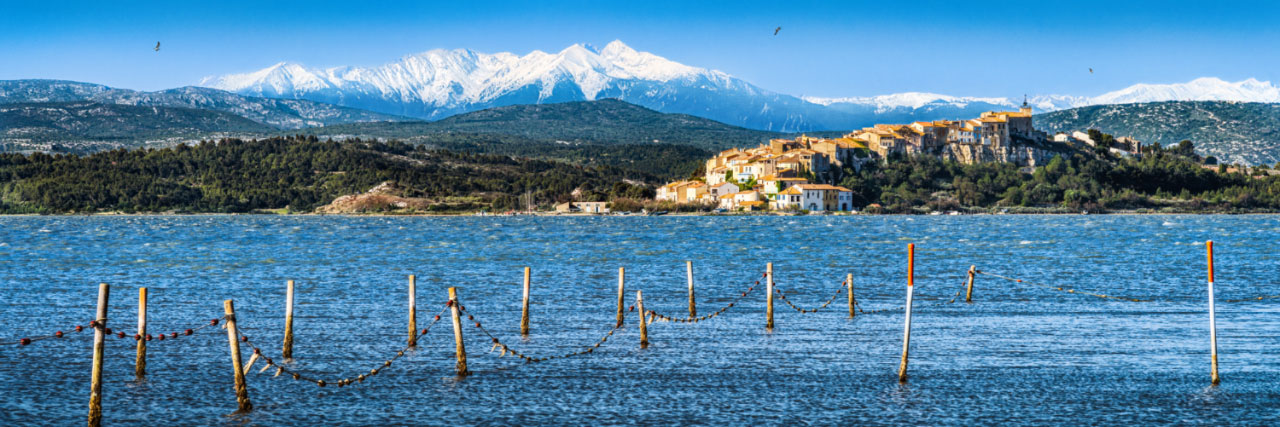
<box><xmin>773</xmin><ymin>184</ymin><xmax>853</xmax><ymax>212</ymax></box>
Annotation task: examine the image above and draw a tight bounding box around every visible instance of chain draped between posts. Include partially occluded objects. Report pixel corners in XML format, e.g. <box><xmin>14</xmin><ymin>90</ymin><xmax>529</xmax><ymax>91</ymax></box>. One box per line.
<box><xmin>647</xmin><ymin>272</ymin><xmax>764</xmax><ymax>323</ymax></box>
<box><xmin>459</xmin><ymin>293</ymin><xmax>631</xmax><ymax>363</ymax></box>
<box><xmin>236</xmin><ymin>305</ymin><xmax>448</xmax><ymax>388</ymax></box>
<box><xmin>773</xmin><ymin>280</ymin><xmax>845</xmax><ymax>314</ymax></box>
<box><xmin>6</xmin><ymin>316</ymin><xmax>223</xmax><ymax>347</ymax></box>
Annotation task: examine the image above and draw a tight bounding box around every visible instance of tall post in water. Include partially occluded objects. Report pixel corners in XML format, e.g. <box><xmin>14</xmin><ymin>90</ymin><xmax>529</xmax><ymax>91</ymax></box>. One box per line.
<box><xmin>965</xmin><ymin>265</ymin><xmax>976</xmax><ymax>303</ymax></box>
<box><xmin>687</xmin><ymin>260</ymin><xmax>697</xmax><ymax>317</ymax></box>
<box><xmin>448</xmin><ymin>287</ymin><xmax>469</xmax><ymax>376</ymax></box>
<box><xmin>766</xmin><ymin>262</ymin><xmax>774</xmax><ymax>330</ymax></box>
<box><xmin>1207</xmin><ymin>241</ymin><xmax>1220</xmax><ymax>385</ymax></box>
<box><xmin>616</xmin><ymin>267</ymin><xmax>626</xmax><ymax>327</ymax></box>
<box><xmin>847</xmin><ymin>273</ymin><xmax>855</xmax><ymax>318</ymax></box>
<box><xmin>224</xmin><ymin>300</ymin><xmax>252</xmax><ymax>413</ymax></box>
<box><xmin>136</xmin><ymin>287</ymin><xmax>147</xmax><ymax>379</ymax></box>
<box><xmin>282</xmin><ymin>280</ymin><xmax>295</xmax><ymax>360</ymax></box>
<box><xmin>520</xmin><ymin>267</ymin><xmax>531</xmax><ymax>336</ymax></box>
<box><xmin>87</xmin><ymin>283</ymin><xmax>110</xmax><ymax>427</ymax></box>
<box><xmin>637</xmin><ymin>290</ymin><xmax>649</xmax><ymax>348</ymax></box>
<box><xmin>898</xmin><ymin>244</ymin><xmax>916</xmax><ymax>383</ymax></box>
<box><xmin>408</xmin><ymin>275</ymin><xmax>417</xmax><ymax>347</ymax></box>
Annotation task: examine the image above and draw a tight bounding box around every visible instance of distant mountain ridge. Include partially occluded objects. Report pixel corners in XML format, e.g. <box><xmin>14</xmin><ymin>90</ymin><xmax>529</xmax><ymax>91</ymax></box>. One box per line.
<box><xmin>0</xmin><ymin>101</ymin><xmax>275</xmax><ymax>150</ymax></box>
<box><xmin>0</xmin><ymin>80</ymin><xmax>410</xmax><ymax>129</ymax></box>
<box><xmin>309</xmin><ymin>99</ymin><xmax>782</xmax><ymax>152</ymax></box>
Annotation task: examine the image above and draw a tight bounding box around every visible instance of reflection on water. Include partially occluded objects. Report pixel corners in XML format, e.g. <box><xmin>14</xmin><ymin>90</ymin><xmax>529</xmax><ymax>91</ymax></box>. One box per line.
<box><xmin>1</xmin><ymin>215</ymin><xmax>1278</xmax><ymax>425</ymax></box>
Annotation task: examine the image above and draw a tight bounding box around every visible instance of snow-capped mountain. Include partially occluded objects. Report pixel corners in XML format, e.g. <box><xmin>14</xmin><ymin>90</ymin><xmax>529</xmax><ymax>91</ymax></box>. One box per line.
<box><xmin>202</xmin><ymin>40</ymin><xmax>1280</xmax><ymax>132</ymax></box>
<box><xmin>200</xmin><ymin>41</ymin><xmax>838</xmax><ymax>131</ymax></box>
<box><xmin>1089</xmin><ymin>77</ymin><xmax>1280</xmax><ymax>105</ymax></box>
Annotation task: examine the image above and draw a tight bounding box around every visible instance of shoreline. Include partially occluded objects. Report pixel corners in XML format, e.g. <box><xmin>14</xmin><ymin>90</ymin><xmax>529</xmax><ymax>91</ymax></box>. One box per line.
<box><xmin>3</xmin><ymin>210</ymin><xmax>1279</xmax><ymax>217</ymax></box>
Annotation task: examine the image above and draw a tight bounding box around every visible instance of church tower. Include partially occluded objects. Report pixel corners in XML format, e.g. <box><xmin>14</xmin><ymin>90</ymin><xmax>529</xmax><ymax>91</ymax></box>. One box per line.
<box><xmin>1020</xmin><ymin>95</ymin><xmax>1033</xmax><ymax>115</ymax></box>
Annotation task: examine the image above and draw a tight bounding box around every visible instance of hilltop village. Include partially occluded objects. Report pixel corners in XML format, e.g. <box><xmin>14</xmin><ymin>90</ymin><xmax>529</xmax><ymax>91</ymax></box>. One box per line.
<box><xmin>654</xmin><ymin>102</ymin><xmax>1139</xmax><ymax>212</ymax></box>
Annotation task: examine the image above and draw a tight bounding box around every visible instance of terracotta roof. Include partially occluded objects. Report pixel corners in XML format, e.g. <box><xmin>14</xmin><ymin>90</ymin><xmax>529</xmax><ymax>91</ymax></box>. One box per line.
<box><xmin>793</xmin><ymin>184</ymin><xmax>853</xmax><ymax>192</ymax></box>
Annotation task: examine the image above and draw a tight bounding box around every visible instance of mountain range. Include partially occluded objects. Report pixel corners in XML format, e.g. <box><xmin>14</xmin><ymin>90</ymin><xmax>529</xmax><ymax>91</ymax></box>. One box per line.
<box><xmin>200</xmin><ymin>40</ymin><xmax>1280</xmax><ymax>132</ymax></box>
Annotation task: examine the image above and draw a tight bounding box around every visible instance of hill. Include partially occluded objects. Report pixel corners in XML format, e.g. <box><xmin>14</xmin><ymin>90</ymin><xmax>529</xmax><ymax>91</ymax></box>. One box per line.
<box><xmin>305</xmin><ymin>99</ymin><xmax>783</xmax><ymax>152</ymax></box>
<box><xmin>0</xmin><ymin>136</ymin><xmax>657</xmax><ymax>214</ymax></box>
<box><xmin>0</xmin><ymin>80</ymin><xmax>411</xmax><ymax>129</ymax></box>
<box><xmin>0</xmin><ymin>102</ymin><xmax>275</xmax><ymax>152</ymax></box>
<box><xmin>1035</xmin><ymin>101</ymin><xmax>1280</xmax><ymax>166</ymax></box>
<box><xmin>0</xmin><ymin>97</ymin><xmax>733</xmax><ymax>178</ymax></box>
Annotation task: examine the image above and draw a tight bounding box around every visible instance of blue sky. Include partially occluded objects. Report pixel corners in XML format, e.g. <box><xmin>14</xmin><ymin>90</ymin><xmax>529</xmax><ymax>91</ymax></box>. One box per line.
<box><xmin>2</xmin><ymin>0</ymin><xmax>1278</xmax><ymax>98</ymax></box>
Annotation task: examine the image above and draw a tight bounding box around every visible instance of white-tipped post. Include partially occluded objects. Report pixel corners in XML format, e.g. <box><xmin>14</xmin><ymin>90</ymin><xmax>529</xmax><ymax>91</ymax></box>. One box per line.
<box><xmin>898</xmin><ymin>243</ymin><xmax>915</xmax><ymax>383</ymax></box>
<box><xmin>1207</xmin><ymin>240</ymin><xmax>1220</xmax><ymax>385</ymax></box>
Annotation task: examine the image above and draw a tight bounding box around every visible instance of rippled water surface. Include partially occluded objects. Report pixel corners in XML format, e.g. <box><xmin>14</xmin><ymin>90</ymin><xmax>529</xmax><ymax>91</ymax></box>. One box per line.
<box><xmin>1</xmin><ymin>215</ymin><xmax>1279</xmax><ymax>426</ymax></box>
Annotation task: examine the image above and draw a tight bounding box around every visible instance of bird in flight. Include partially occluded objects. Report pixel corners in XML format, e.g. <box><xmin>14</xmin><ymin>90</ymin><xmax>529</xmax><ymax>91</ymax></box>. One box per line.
<box><xmin>154</xmin><ymin>42</ymin><xmax>160</xmax><ymax>52</ymax></box>
<box><xmin>774</xmin><ymin>27</ymin><xmax>781</xmax><ymax>35</ymax></box>
<box><xmin>1088</xmin><ymin>67</ymin><xmax>1093</xmax><ymax>74</ymax></box>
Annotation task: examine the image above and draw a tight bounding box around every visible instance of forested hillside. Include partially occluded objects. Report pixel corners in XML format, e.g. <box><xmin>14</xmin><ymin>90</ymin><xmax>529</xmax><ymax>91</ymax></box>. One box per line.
<box><xmin>305</xmin><ymin>99</ymin><xmax>782</xmax><ymax>152</ymax></box>
<box><xmin>838</xmin><ymin>140</ymin><xmax>1280</xmax><ymax>213</ymax></box>
<box><xmin>0</xmin><ymin>102</ymin><xmax>274</xmax><ymax>151</ymax></box>
<box><xmin>1035</xmin><ymin>101</ymin><xmax>1280</xmax><ymax>166</ymax></box>
<box><xmin>0</xmin><ymin>136</ymin><xmax>655</xmax><ymax>214</ymax></box>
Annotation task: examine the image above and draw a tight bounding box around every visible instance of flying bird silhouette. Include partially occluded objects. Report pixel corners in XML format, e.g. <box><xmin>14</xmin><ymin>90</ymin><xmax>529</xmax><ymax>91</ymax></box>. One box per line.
<box><xmin>154</xmin><ymin>42</ymin><xmax>160</xmax><ymax>52</ymax></box>
<box><xmin>1089</xmin><ymin>67</ymin><xmax>1093</xmax><ymax>74</ymax></box>
<box><xmin>774</xmin><ymin>27</ymin><xmax>781</xmax><ymax>35</ymax></box>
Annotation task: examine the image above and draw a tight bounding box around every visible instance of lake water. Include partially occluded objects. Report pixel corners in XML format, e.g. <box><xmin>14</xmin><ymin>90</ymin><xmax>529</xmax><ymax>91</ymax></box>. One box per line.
<box><xmin>1</xmin><ymin>215</ymin><xmax>1278</xmax><ymax>426</ymax></box>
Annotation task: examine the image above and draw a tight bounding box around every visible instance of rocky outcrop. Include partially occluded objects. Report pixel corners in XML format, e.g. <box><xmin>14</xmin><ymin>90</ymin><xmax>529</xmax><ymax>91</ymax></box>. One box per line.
<box><xmin>939</xmin><ymin>141</ymin><xmax>1075</xmax><ymax>167</ymax></box>
<box><xmin>315</xmin><ymin>181</ymin><xmax>432</xmax><ymax>214</ymax></box>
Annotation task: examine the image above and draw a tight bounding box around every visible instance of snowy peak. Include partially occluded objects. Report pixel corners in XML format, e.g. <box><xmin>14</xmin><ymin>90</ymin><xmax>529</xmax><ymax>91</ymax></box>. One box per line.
<box><xmin>200</xmin><ymin>40</ymin><xmax>712</xmax><ymax>110</ymax></box>
<box><xmin>1091</xmin><ymin>77</ymin><xmax>1280</xmax><ymax>104</ymax></box>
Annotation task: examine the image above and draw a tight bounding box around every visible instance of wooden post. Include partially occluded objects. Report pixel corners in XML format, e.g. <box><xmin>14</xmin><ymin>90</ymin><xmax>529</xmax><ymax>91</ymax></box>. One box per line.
<box><xmin>1207</xmin><ymin>241</ymin><xmax>1220</xmax><ymax>385</ymax></box>
<box><xmin>637</xmin><ymin>290</ymin><xmax>649</xmax><ymax>348</ymax></box>
<box><xmin>687</xmin><ymin>261</ymin><xmax>696</xmax><ymax>317</ymax></box>
<box><xmin>766</xmin><ymin>262</ymin><xmax>774</xmax><ymax>330</ymax></box>
<box><xmin>135</xmin><ymin>287</ymin><xmax>147</xmax><ymax>379</ymax></box>
<box><xmin>898</xmin><ymin>244</ymin><xmax>915</xmax><ymax>383</ymax></box>
<box><xmin>407</xmin><ymin>275</ymin><xmax>417</xmax><ymax>347</ymax></box>
<box><xmin>448</xmin><ymin>287</ymin><xmax>469</xmax><ymax>376</ymax></box>
<box><xmin>965</xmin><ymin>265</ymin><xmax>976</xmax><ymax>303</ymax></box>
<box><xmin>847</xmin><ymin>273</ymin><xmax>855</xmax><ymax>318</ymax></box>
<box><xmin>520</xmin><ymin>267</ymin><xmax>531</xmax><ymax>336</ymax></box>
<box><xmin>282</xmin><ymin>280</ymin><xmax>294</xmax><ymax>360</ymax></box>
<box><xmin>616</xmin><ymin>267</ymin><xmax>626</xmax><ymax>328</ymax></box>
<box><xmin>224</xmin><ymin>300</ymin><xmax>252</xmax><ymax>413</ymax></box>
<box><xmin>87</xmin><ymin>283</ymin><xmax>109</xmax><ymax>427</ymax></box>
